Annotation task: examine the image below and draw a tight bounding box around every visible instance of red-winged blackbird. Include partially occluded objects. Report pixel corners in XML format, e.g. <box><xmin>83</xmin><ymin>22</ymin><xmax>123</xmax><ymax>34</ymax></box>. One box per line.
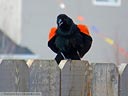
<box><xmin>48</xmin><ymin>14</ymin><xmax>92</xmax><ymax>64</ymax></box>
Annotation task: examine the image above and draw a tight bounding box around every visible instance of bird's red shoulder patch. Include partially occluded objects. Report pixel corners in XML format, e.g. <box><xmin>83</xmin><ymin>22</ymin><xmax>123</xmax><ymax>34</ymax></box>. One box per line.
<box><xmin>48</xmin><ymin>27</ymin><xmax>57</xmax><ymax>41</ymax></box>
<box><xmin>77</xmin><ymin>24</ymin><xmax>90</xmax><ymax>36</ymax></box>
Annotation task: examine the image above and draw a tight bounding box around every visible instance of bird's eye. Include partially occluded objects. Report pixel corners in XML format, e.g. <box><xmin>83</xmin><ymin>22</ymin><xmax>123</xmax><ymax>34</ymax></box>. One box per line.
<box><xmin>58</xmin><ymin>19</ymin><xmax>63</xmax><ymax>26</ymax></box>
<box><xmin>58</xmin><ymin>19</ymin><xmax>62</xmax><ymax>24</ymax></box>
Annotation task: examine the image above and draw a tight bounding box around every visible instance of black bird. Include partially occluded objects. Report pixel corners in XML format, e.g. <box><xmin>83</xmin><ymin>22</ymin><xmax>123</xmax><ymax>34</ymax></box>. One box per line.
<box><xmin>48</xmin><ymin>14</ymin><xmax>92</xmax><ymax>64</ymax></box>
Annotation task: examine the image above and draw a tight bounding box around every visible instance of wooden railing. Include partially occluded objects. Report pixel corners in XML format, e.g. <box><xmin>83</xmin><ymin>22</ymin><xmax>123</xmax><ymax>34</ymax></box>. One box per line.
<box><xmin>0</xmin><ymin>59</ymin><xmax>127</xmax><ymax>96</ymax></box>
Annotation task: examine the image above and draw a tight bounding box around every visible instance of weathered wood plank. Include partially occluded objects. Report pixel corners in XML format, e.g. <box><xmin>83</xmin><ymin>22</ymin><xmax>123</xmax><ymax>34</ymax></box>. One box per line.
<box><xmin>0</xmin><ymin>59</ymin><xmax>29</xmax><ymax>92</ymax></box>
<box><xmin>29</xmin><ymin>60</ymin><xmax>60</xmax><ymax>96</ymax></box>
<box><xmin>118</xmin><ymin>63</ymin><xmax>128</xmax><ymax>96</ymax></box>
<box><xmin>59</xmin><ymin>60</ymin><xmax>90</xmax><ymax>96</ymax></box>
<box><xmin>91</xmin><ymin>63</ymin><xmax>119</xmax><ymax>96</ymax></box>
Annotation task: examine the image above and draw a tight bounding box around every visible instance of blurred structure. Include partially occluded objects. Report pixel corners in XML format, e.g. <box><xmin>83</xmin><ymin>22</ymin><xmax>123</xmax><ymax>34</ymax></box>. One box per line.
<box><xmin>0</xmin><ymin>0</ymin><xmax>21</xmax><ymax>44</ymax></box>
<box><xmin>0</xmin><ymin>0</ymin><xmax>128</xmax><ymax>64</ymax></box>
<box><xmin>0</xmin><ymin>30</ymin><xmax>33</xmax><ymax>54</ymax></box>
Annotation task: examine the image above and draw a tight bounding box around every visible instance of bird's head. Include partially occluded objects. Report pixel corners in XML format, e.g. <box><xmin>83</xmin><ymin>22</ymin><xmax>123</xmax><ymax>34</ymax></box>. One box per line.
<box><xmin>57</xmin><ymin>14</ymin><xmax>73</xmax><ymax>31</ymax></box>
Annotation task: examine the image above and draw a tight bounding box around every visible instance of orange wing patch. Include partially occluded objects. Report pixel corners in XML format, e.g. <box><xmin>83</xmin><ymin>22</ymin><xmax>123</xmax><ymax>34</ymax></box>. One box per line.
<box><xmin>77</xmin><ymin>24</ymin><xmax>90</xmax><ymax>36</ymax></box>
<box><xmin>48</xmin><ymin>27</ymin><xmax>57</xmax><ymax>41</ymax></box>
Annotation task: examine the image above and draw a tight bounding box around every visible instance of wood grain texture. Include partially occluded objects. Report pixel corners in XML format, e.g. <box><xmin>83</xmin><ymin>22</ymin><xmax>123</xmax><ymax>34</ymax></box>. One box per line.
<box><xmin>91</xmin><ymin>63</ymin><xmax>119</xmax><ymax>96</ymax></box>
<box><xmin>118</xmin><ymin>63</ymin><xmax>128</xmax><ymax>96</ymax></box>
<box><xmin>0</xmin><ymin>60</ymin><xmax>29</xmax><ymax>92</ymax></box>
<box><xmin>29</xmin><ymin>60</ymin><xmax>60</xmax><ymax>96</ymax></box>
<box><xmin>60</xmin><ymin>60</ymin><xmax>90</xmax><ymax>96</ymax></box>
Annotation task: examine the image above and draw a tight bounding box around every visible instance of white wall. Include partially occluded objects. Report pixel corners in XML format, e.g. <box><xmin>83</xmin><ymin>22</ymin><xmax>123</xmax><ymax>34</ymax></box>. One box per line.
<box><xmin>0</xmin><ymin>0</ymin><xmax>21</xmax><ymax>44</ymax></box>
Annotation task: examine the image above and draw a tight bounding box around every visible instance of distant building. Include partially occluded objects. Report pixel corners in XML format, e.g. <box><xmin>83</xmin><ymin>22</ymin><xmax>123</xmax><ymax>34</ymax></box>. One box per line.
<box><xmin>0</xmin><ymin>30</ymin><xmax>34</xmax><ymax>54</ymax></box>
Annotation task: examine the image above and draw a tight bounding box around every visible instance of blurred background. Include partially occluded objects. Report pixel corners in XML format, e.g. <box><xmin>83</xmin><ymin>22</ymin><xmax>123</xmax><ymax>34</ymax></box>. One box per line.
<box><xmin>0</xmin><ymin>0</ymin><xmax>127</xmax><ymax>65</ymax></box>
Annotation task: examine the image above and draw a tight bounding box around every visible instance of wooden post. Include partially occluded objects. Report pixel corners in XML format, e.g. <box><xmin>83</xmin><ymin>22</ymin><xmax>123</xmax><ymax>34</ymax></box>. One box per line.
<box><xmin>59</xmin><ymin>60</ymin><xmax>90</xmax><ymax>96</ymax></box>
<box><xmin>118</xmin><ymin>63</ymin><xmax>128</xmax><ymax>96</ymax></box>
<box><xmin>91</xmin><ymin>63</ymin><xmax>119</xmax><ymax>96</ymax></box>
<box><xmin>29</xmin><ymin>60</ymin><xmax>60</xmax><ymax>96</ymax></box>
<box><xmin>0</xmin><ymin>59</ymin><xmax>29</xmax><ymax>92</ymax></box>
